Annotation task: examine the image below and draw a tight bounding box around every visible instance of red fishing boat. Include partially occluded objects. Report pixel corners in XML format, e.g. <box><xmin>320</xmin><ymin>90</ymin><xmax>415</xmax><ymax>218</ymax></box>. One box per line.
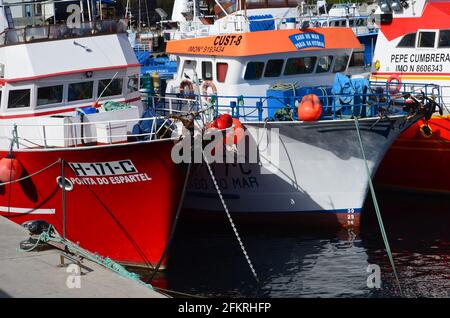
<box><xmin>0</xmin><ymin>1</ymin><xmax>187</xmax><ymax>268</ymax></box>
<box><xmin>372</xmin><ymin>0</ymin><xmax>450</xmax><ymax>193</ymax></box>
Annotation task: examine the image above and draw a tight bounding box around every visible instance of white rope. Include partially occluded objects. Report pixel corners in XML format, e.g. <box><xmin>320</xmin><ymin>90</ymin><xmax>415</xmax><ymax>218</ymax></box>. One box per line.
<box><xmin>202</xmin><ymin>152</ymin><xmax>259</xmax><ymax>283</ymax></box>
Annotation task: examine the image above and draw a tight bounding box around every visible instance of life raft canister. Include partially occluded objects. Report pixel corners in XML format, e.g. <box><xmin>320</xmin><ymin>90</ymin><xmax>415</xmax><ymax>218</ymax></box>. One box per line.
<box><xmin>208</xmin><ymin>114</ymin><xmax>245</xmax><ymax>145</ymax></box>
<box><xmin>0</xmin><ymin>154</ymin><xmax>23</xmax><ymax>183</ymax></box>
<box><xmin>201</xmin><ymin>81</ymin><xmax>218</xmax><ymax>104</ymax></box>
<box><xmin>387</xmin><ymin>74</ymin><xmax>402</xmax><ymax>95</ymax></box>
<box><xmin>179</xmin><ymin>80</ymin><xmax>194</xmax><ymax>96</ymax></box>
<box><xmin>298</xmin><ymin>94</ymin><xmax>322</xmax><ymax>121</ymax></box>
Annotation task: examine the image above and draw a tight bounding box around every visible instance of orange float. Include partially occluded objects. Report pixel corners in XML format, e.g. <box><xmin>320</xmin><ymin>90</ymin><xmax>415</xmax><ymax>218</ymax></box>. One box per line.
<box><xmin>298</xmin><ymin>94</ymin><xmax>322</xmax><ymax>121</ymax></box>
<box><xmin>0</xmin><ymin>155</ymin><xmax>23</xmax><ymax>183</ymax></box>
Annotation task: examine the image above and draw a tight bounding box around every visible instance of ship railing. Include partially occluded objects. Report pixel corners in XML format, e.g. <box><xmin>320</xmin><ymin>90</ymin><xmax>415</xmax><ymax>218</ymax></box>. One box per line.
<box><xmin>0</xmin><ymin>116</ymin><xmax>176</xmax><ymax>150</ymax></box>
<box><xmin>164</xmin><ymin>82</ymin><xmax>440</xmax><ymax>122</ymax></box>
<box><xmin>0</xmin><ymin>19</ymin><xmax>127</xmax><ymax>47</ymax></box>
<box><xmin>144</xmin><ymin>95</ymin><xmax>201</xmax><ymax>117</ymax></box>
<box><xmin>170</xmin><ymin>14</ymin><xmax>378</xmax><ymax>39</ymax></box>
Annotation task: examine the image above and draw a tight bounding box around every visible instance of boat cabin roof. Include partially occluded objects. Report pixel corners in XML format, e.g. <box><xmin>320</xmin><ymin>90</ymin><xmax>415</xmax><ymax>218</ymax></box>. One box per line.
<box><xmin>166</xmin><ymin>28</ymin><xmax>361</xmax><ymax>57</ymax></box>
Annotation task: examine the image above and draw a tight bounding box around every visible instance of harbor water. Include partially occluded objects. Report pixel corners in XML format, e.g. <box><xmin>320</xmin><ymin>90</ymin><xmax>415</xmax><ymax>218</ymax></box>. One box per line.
<box><xmin>143</xmin><ymin>190</ymin><xmax>449</xmax><ymax>298</ymax></box>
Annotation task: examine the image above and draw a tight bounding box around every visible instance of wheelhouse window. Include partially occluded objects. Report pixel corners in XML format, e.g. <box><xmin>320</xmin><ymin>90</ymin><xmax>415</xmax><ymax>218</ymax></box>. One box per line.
<box><xmin>264</xmin><ymin>59</ymin><xmax>284</xmax><ymax>77</ymax></box>
<box><xmin>216</xmin><ymin>62</ymin><xmax>228</xmax><ymax>83</ymax></box>
<box><xmin>316</xmin><ymin>56</ymin><xmax>333</xmax><ymax>73</ymax></box>
<box><xmin>333</xmin><ymin>55</ymin><xmax>350</xmax><ymax>73</ymax></box>
<box><xmin>418</xmin><ymin>31</ymin><xmax>436</xmax><ymax>48</ymax></box>
<box><xmin>8</xmin><ymin>89</ymin><xmax>31</xmax><ymax>108</ymax></box>
<box><xmin>349</xmin><ymin>51</ymin><xmax>365</xmax><ymax>67</ymax></box>
<box><xmin>37</xmin><ymin>85</ymin><xmax>63</xmax><ymax>106</ymax></box>
<box><xmin>127</xmin><ymin>75</ymin><xmax>139</xmax><ymax>93</ymax></box>
<box><xmin>284</xmin><ymin>57</ymin><xmax>317</xmax><ymax>75</ymax></box>
<box><xmin>202</xmin><ymin>61</ymin><xmax>213</xmax><ymax>80</ymax></box>
<box><xmin>397</xmin><ymin>33</ymin><xmax>416</xmax><ymax>48</ymax></box>
<box><xmin>68</xmin><ymin>81</ymin><xmax>93</xmax><ymax>102</ymax></box>
<box><xmin>438</xmin><ymin>30</ymin><xmax>450</xmax><ymax>48</ymax></box>
<box><xmin>244</xmin><ymin>62</ymin><xmax>265</xmax><ymax>80</ymax></box>
<box><xmin>98</xmin><ymin>79</ymin><xmax>123</xmax><ymax>98</ymax></box>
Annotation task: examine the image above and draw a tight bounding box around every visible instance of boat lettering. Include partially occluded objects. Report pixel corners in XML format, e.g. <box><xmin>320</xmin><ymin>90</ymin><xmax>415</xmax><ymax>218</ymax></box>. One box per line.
<box><xmin>213</xmin><ymin>35</ymin><xmax>242</xmax><ymax>46</ymax></box>
<box><xmin>68</xmin><ymin>173</ymin><xmax>152</xmax><ymax>186</ymax></box>
<box><xmin>69</xmin><ymin>160</ymin><xmax>138</xmax><ymax>177</ymax></box>
<box><xmin>289</xmin><ymin>32</ymin><xmax>325</xmax><ymax>50</ymax></box>
<box><xmin>390</xmin><ymin>53</ymin><xmax>449</xmax><ymax>72</ymax></box>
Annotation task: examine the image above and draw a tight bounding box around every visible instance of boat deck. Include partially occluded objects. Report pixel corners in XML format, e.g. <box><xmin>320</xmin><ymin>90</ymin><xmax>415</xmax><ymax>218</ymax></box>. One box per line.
<box><xmin>0</xmin><ymin>216</ymin><xmax>165</xmax><ymax>298</ymax></box>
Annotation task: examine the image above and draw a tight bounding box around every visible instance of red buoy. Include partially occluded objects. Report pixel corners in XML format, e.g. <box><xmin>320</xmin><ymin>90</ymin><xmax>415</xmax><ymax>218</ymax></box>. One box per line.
<box><xmin>216</xmin><ymin>113</ymin><xmax>233</xmax><ymax>130</ymax></box>
<box><xmin>0</xmin><ymin>155</ymin><xmax>23</xmax><ymax>183</ymax></box>
<box><xmin>298</xmin><ymin>94</ymin><xmax>322</xmax><ymax>121</ymax></box>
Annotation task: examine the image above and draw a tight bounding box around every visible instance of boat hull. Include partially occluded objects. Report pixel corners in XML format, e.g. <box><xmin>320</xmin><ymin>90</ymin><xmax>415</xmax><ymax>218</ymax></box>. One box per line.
<box><xmin>0</xmin><ymin>140</ymin><xmax>187</xmax><ymax>268</ymax></box>
<box><xmin>184</xmin><ymin>116</ymin><xmax>415</xmax><ymax>228</ymax></box>
<box><xmin>375</xmin><ymin>115</ymin><xmax>450</xmax><ymax>194</ymax></box>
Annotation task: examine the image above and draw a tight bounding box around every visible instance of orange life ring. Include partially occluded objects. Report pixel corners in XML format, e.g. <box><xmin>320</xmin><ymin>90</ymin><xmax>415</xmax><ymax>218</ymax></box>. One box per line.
<box><xmin>179</xmin><ymin>80</ymin><xmax>194</xmax><ymax>96</ymax></box>
<box><xmin>387</xmin><ymin>74</ymin><xmax>402</xmax><ymax>95</ymax></box>
<box><xmin>202</xmin><ymin>81</ymin><xmax>218</xmax><ymax>104</ymax></box>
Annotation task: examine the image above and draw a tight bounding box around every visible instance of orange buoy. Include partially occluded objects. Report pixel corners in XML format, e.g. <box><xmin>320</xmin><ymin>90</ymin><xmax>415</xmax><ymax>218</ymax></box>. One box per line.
<box><xmin>298</xmin><ymin>94</ymin><xmax>322</xmax><ymax>121</ymax></box>
<box><xmin>216</xmin><ymin>113</ymin><xmax>233</xmax><ymax>130</ymax></box>
<box><xmin>0</xmin><ymin>155</ymin><xmax>23</xmax><ymax>183</ymax></box>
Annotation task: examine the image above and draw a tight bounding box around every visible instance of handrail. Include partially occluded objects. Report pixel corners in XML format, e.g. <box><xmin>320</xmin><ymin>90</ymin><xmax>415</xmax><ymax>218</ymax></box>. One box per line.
<box><xmin>0</xmin><ymin>19</ymin><xmax>127</xmax><ymax>47</ymax></box>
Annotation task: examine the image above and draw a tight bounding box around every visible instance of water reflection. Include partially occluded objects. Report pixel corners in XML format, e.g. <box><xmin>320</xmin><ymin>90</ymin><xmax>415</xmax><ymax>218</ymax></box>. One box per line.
<box><xmin>139</xmin><ymin>191</ymin><xmax>449</xmax><ymax>298</ymax></box>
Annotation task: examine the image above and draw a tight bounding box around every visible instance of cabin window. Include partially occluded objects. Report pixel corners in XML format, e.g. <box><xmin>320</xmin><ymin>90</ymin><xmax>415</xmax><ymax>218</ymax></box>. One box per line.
<box><xmin>264</xmin><ymin>59</ymin><xmax>284</xmax><ymax>77</ymax></box>
<box><xmin>418</xmin><ymin>31</ymin><xmax>436</xmax><ymax>48</ymax></box>
<box><xmin>349</xmin><ymin>51</ymin><xmax>365</xmax><ymax>67</ymax></box>
<box><xmin>349</xmin><ymin>20</ymin><xmax>354</xmax><ymax>27</ymax></box>
<box><xmin>216</xmin><ymin>63</ymin><xmax>229</xmax><ymax>83</ymax></box>
<box><xmin>316</xmin><ymin>56</ymin><xmax>333</xmax><ymax>73</ymax></box>
<box><xmin>438</xmin><ymin>30</ymin><xmax>450</xmax><ymax>48</ymax></box>
<box><xmin>244</xmin><ymin>62</ymin><xmax>265</xmax><ymax>80</ymax></box>
<box><xmin>98</xmin><ymin>79</ymin><xmax>123</xmax><ymax>98</ymax></box>
<box><xmin>37</xmin><ymin>85</ymin><xmax>63</xmax><ymax>106</ymax></box>
<box><xmin>333</xmin><ymin>55</ymin><xmax>350</xmax><ymax>73</ymax></box>
<box><xmin>68</xmin><ymin>81</ymin><xmax>93</xmax><ymax>102</ymax></box>
<box><xmin>202</xmin><ymin>61</ymin><xmax>213</xmax><ymax>80</ymax></box>
<box><xmin>284</xmin><ymin>57</ymin><xmax>317</xmax><ymax>75</ymax></box>
<box><xmin>127</xmin><ymin>75</ymin><xmax>139</xmax><ymax>93</ymax></box>
<box><xmin>397</xmin><ymin>33</ymin><xmax>416</xmax><ymax>48</ymax></box>
<box><xmin>8</xmin><ymin>89</ymin><xmax>31</xmax><ymax>108</ymax></box>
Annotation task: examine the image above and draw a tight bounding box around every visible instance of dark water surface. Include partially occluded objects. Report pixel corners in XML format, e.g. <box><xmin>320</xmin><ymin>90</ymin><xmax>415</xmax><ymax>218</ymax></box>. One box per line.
<box><xmin>144</xmin><ymin>190</ymin><xmax>449</xmax><ymax>298</ymax></box>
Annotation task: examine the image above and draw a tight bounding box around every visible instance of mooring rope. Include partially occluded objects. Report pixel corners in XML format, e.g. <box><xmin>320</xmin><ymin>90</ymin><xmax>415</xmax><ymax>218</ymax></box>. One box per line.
<box><xmin>0</xmin><ymin>159</ymin><xmax>62</xmax><ymax>187</ymax></box>
<box><xmin>19</xmin><ymin>225</ymin><xmax>155</xmax><ymax>291</ymax></box>
<box><xmin>354</xmin><ymin>117</ymin><xmax>403</xmax><ymax>296</ymax></box>
<box><xmin>202</xmin><ymin>152</ymin><xmax>259</xmax><ymax>283</ymax></box>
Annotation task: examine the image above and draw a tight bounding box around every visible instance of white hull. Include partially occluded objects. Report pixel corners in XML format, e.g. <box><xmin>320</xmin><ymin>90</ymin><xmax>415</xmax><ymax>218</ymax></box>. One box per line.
<box><xmin>184</xmin><ymin>115</ymin><xmax>415</xmax><ymax>227</ymax></box>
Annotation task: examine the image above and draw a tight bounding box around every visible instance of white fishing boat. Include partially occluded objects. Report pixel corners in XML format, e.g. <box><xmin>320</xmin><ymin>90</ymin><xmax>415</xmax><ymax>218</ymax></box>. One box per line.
<box><xmin>154</xmin><ymin>1</ymin><xmax>441</xmax><ymax>228</ymax></box>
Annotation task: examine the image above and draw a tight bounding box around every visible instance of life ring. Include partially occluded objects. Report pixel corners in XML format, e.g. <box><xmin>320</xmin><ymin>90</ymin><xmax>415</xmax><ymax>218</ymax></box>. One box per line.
<box><xmin>202</xmin><ymin>81</ymin><xmax>218</xmax><ymax>105</ymax></box>
<box><xmin>179</xmin><ymin>80</ymin><xmax>194</xmax><ymax>96</ymax></box>
<box><xmin>387</xmin><ymin>74</ymin><xmax>402</xmax><ymax>95</ymax></box>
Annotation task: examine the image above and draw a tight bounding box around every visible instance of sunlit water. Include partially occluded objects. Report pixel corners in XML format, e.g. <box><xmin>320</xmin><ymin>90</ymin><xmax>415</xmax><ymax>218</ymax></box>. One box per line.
<box><xmin>140</xmin><ymin>191</ymin><xmax>449</xmax><ymax>298</ymax></box>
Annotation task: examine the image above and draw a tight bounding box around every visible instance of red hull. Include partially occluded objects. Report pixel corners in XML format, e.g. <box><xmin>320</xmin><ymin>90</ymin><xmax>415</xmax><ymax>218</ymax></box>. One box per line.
<box><xmin>0</xmin><ymin>140</ymin><xmax>187</xmax><ymax>268</ymax></box>
<box><xmin>375</xmin><ymin>116</ymin><xmax>450</xmax><ymax>194</ymax></box>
